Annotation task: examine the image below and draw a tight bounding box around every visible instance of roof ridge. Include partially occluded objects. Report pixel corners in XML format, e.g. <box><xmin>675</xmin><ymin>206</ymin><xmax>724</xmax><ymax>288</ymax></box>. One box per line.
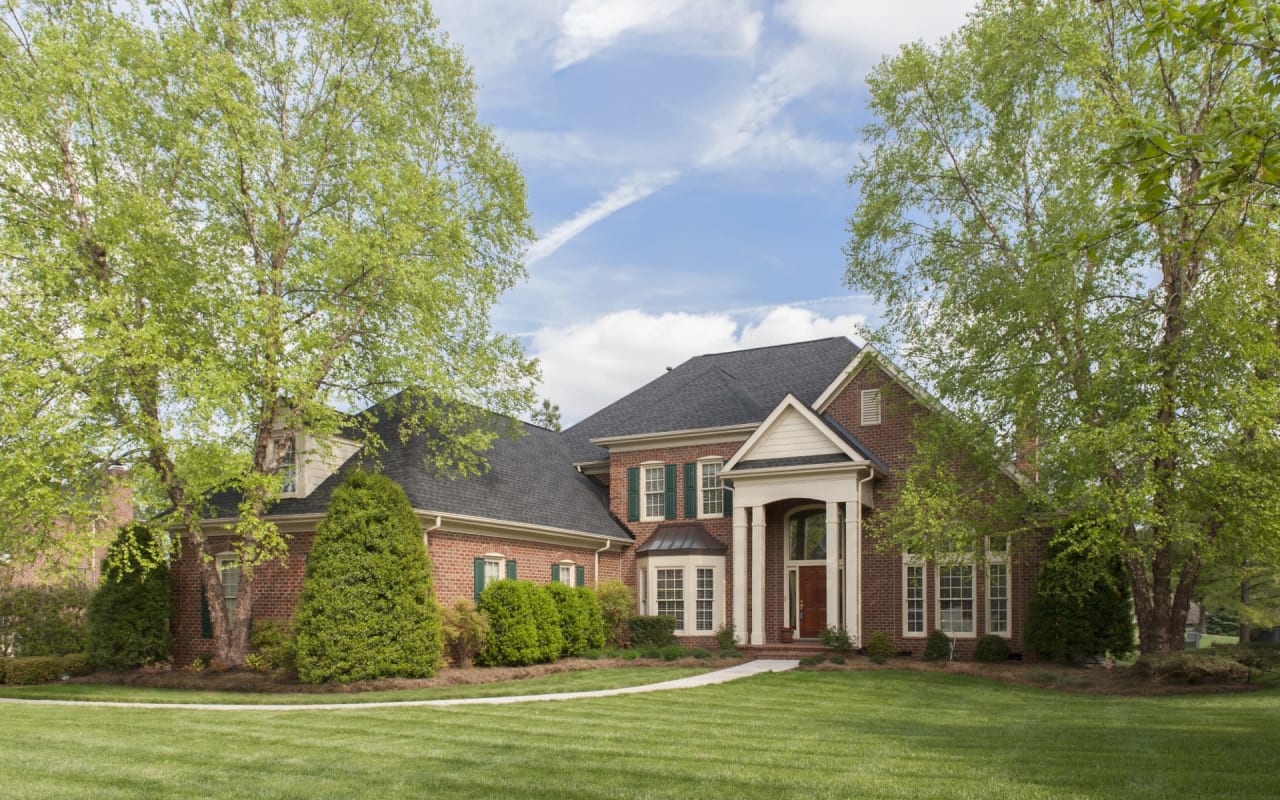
<box><xmin>683</xmin><ymin>336</ymin><xmax>851</xmax><ymax>362</ymax></box>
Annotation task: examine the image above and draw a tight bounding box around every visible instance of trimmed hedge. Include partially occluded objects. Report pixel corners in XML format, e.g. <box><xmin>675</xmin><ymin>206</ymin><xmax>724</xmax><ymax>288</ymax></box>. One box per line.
<box><xmin>478</xmin><ymin>580</ymin><xmax>542</xmax><ymax>666</ymax></box>
<box><xmin>923</xmin><ymin>629</ymin><xmax>952</xmax><ymax>661</ymax></box>
<box><xmin>628</xmin><ymin>615</ymin><xmax>676</xmax><ymax>649</ymax></box>
<box><xmin>0</xmin><ymin>654</ymin><xmax>91</xmax><ymax>685</ymax></box>
<box><xmin>294</xmin><ymin>470</ymin><xmax>443</xmax><ymax>683</ymax></box>
<box><xmin>0</xmin><ymin>583</ymin><xmax>92</xmax><ymax>657</ymax></box>
<box><xmin>85</xmin><ymin>523</ymin><xmax>172</xmax><ymax>670</ymax></box>
<box><xmin>974</xmin><ymin>634</ymin><xmax>1011</xmax><ymax>663</ymax></box>
<box><xmin>544</xmin><ymin>582</ymin><xmax>603</xmax><ymax>657</ymax></box>
<box><xmin>530</xmin><ymin>584</ymin><xmax>565</xmax><ymax>663</ymax></box>
<box><xmin>576</xmin><ymin>587</ymin><xmax>606</xmax><ymax>652</ymax></box>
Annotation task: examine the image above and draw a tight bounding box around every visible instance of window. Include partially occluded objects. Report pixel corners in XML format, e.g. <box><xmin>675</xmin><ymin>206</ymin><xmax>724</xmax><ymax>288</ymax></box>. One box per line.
<box><xmin>938</xmin><ymin>564</ymin><xmax>974</xmax><ymax>635</ymax></box>
<box><xmin>555</xmin><ymin>563</ymin><xmax>573</xmax><ymax>585</ymax></box>
<box><xmin>904</xmin><ymin>562</ymin><xmax>926</xmax><ymax>636</ymax></box>
<box><xmin>987</xmin><ymin>536</ymin><xmax>1009</xmax><ymax>636</ymax></box>
<box><xmin>474</xmin><ymin>554</ymin><xmax>514</xmax><ymax>601</ymax></box>
<box><xmin>700</xmin><ymin>461</ymin><xmax>723</xmax><ymax>517</ymax></box>
<box><xmin>860</xmin><ymin>388</ymin><xmax>882</xmax><ymax>426</ymax></box>
<box><xmin>643</xmin><ymin>465</ymin><xmax>666</xmax><ymax>520</ymax></box>
<box><xmin>656</xmin><ymin>568</ymin><xmax>684</xmax><ymax>630</ymax></box>
<box><xmin>788</xmin><ymin>509</ymin><xmax>827</xmax><ymax>561</ymax></box>
<box><xmin>696</xmin><ymin>568</ymin><xmax>715</xmax><ymax>632</ymax></box>
<box><xmin>218</xmin><ymin>555</ymin><xmax>241</xmax><ymax>616</ymax></box>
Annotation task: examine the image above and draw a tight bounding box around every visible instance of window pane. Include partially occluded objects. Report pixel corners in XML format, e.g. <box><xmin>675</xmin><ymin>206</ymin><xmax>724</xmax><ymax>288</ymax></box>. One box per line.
<box><xmin>906</xmin><ymin>565</ymin><xmax>925</xmax><ymax>634</ymax></box>
<box><xmin>656</xmin><ymin>568</ymin><xmax>684</xmax><ymax>630</ymax></box>
<box><xmin>484</xmin><ymin>560</ymin><xmax>502</xmax><ymax>582</ymax></box>
<box><xmin>696</xmin><ymin>568</ymin><xmax>714</xmax><ymax>632</ymax></box>
<box><xmin>644</xmin><ymin>466</ymin><xmax>665</xmax><ymax>518</ymax></box>
<box><xmin>989</xmin><ymin>564</ymin><xmax>1009</xmax><ymax>635</ymax></box>
<box><xmin>701</xmin><ymin>462</ymin><xmax>723</xmax><ymax>516</ymax></box>
<box><xmin>220</xmin><ymin>560</ymin><xmax>240</xmax><ymax>615</ymax></box>
<box><xmin>789</xmin><ymin>511</ymin><xmax>826</xmax><ymax>560</ymax></box>
<box><xmin>939</xmin><ymin>565</ymin><xmax>973</xmax><ymax>634</ymax></box>
<box><xmin>279</xmin><ymin>444</ymin><xmax>296</xmax><ymax>494</ymax></box>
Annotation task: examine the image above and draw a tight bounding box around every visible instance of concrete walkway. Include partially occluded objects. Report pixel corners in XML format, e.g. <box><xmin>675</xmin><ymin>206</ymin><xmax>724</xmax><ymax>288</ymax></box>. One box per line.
<box><xmin>0</xmin><ymin>659</ymin><xmax>799</xmax><ymax>712</ymax></box>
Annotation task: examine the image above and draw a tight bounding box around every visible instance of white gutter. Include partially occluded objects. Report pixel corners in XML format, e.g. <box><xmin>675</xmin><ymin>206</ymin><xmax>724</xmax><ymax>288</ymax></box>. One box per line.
<box><xmin>423</xmin><ymin>515</ymin><xmax>443</xmax><ymax>551</ymax></box>
<box><xmin>593</xmin><ymin>540</ymin><xmax>612</xmax><ymax>587</ymax></box>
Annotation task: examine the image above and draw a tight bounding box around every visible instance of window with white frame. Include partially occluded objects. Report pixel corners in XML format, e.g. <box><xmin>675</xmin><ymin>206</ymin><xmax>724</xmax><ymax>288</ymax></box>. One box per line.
<box><xmin>904</xmin><ymin>560</ymin><xmax>926</xmax><ymax>636</ymax></box>
<box><xmin>860</xmin><ymin>388</ymin><xmax>882</xmax><ymax>426</ymax></box>
<box><xmin>643</xmin><ymin>465</ymin><xmax>666</xmax><ymax>520</ymax></box>
<box><xmin>656</xmin><ymin>568</ymin><xmax>684</xmax><ymax>630</ymax></box>
<box><xmin>696</xmin><ymin>568</ymin><xmax>715</xmax><ymax>632</ymax></box>
<box><xmin>987</xmin><ymin>536</ymin><xmax>1010</xmax><ymax>636</ymax></box>
<box><xmin>699</xmin><ymin>460</ymin><xmax>723</xmax><ymax>517</ymax></box>
<box><xmin>218</xmin><ymin>554</ymin><xmax>241</xmax><ymax>616</ymax></box>
<box><xmin>279</xmin><ymin>440</ymin><xmax>297</xmax><ymax>495</ymax></box>
<box><xmin>937</xmin><ymin>564</ymin><xmax>974</xmax><ymax>635</ymax></box>
<box><xmin>556</xmin><ymin>562</ymin><xmax>574</xmax><ymax>585</ymax></box>
<box><xmin>484</xmin><ymin>557</ymin><xmax>504</xmax><ymax>584</ymax></box>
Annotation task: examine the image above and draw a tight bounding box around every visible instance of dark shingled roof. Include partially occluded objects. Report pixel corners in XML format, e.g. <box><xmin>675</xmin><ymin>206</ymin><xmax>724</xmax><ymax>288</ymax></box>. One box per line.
<box><xmin>204</xmin><ymin>400</ymin><xmax>632</xmax><ymax>542</ymax></box>
<box><xmin>562</xmin><ymin>337</ymin><xmax>861</xmax><ymax>462</ymax></box>
<box><xmin>634</xmin><ymin>522</ymin><xmax>726</xmax><ymax>555</ymax></box>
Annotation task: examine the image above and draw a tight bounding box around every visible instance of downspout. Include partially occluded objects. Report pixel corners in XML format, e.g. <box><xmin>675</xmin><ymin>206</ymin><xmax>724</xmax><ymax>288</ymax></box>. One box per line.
<box><xmin>423</xmin><ymin>515</ymin><xmax>443</xmax><ymax>553</ymax></box>
<box><xmin>854</xmin><ymin>469</ymin><xmax>875</xmax><ymax>646</ymax></box>
<box><xmin>594</xmin><ymin>540</ymin><xmax>611</xmax><ymax>587</ymax></box>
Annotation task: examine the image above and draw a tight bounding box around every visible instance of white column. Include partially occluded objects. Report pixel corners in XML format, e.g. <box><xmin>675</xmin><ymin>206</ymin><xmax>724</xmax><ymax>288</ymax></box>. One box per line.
<box><xmin>825</xmin><ymin>500</ymin><xmax>840</xmax><ymax>634</ymax></box>
<box><xmin>844</xmin><ymin>498</ymin><xmax>859</xmax><ymax>644</ymax></box>
<box><xmin>750</xmin><ymin>504</ymin><xmax>766</xmax><ymax>645</ymax></box>
<box><xmin>732</xmin><ymin>505</ymin><xmax>748</xmax><ymax>644</ymax></box>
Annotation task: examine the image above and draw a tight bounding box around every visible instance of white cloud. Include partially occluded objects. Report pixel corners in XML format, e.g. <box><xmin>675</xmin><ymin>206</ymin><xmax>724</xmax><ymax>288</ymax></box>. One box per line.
<box><xmin>555</xmin><ymin>0</ymin><xmax>763</xmax><ymax>70</ymax></box>
<box><xmin>526</xmin><ymin>169</ymin><xmax>678</xmax><ymax>265</ymax></box>
<box><xmin>530</xmin><ymin>305</ymin><xmax>867</xmax><ymax>423</ymax></box>
<box><xmin>431</xmin><ymin>0</ymin><xmax>567</xmax><ymax>81</ymax></box>
<box><xmin>775</xmin><ymin>0</ymin><xmax>973</xmax><ymax>57</ymax></box>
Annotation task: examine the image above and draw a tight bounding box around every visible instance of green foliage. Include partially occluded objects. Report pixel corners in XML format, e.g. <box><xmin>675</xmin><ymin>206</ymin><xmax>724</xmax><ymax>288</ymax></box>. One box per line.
<box><xmin>798</xmin><ymin>655</ymin><xmax>825</xmax><ymax>667</ymax></box>
<box><xmin>1207</xmin><ymin>642</ymin><xmax>1280</xmax><ymax>675</ymax></box>
<box><xmin>864</xmin><ymin>632</ymin><xmax>896</xmax><ymax>664</ymax></box>
<box><xmin>0</xmin><ymin>0</ymin><xmax>536</xmax><ymax>665</ymax></box>
<box><xmin>595</xmin><ymin>580</ymin><xmax>634</xmax><ymax>648</ymax></box>
<box><xmin>85</xmin><ymin>524</ymin><xmax>172</xmax><ymax>671</ymax></box>
<box><xmin>658</xmin><ymin>645</ymin><xmax>687</xmax><ymax>661</ymax></box>
<box><xmin>974</xmin><ymin>634</ymin><xmax>1011</xmax><ymax>663</ymax></box>
<box><xmin>715</xmin><ymin>624</ymin><xmax>737</xmax><ymax>651</ymax></box>
<box><xmin>575</xmin><ymin>587</ymin><xmax>607</xmax><ymax>652</ymax></box>
<box><xmin>531</xmin><ymin>399</ymin><xmax>562</xmax><ymax>431</ymax></box>
<box><xmin>249</xmin><ymin>619</ymin><xmax>297</xmax><ymax>674</ymax></box>
<box><xmin>820</xmin><ymin>625</ymin><xmax>855</xmax><ymax>652</ymax></box>
<box><xmin>627</xmin><ymin>615</ymin><xmax>677</xmax><ymax>649</ymax></box>
<box><xmin>1132</xmin><ymin>653</ymin><xmax>1253</xmax><ymax>684</ymax></box>
<box><xmin>923</xmin><ymin>630</ymin><xmax>952</xmax><ymax>662</ymax></box>
<box><xmin>294</xmin><ymin>471</ymin><xmax>443</xmax><ymax>683</ymax></box>
<box><xmin>529</xmin><ymin>584</ymin><xmax>565</xmax><ymax>663</ymax></box>
<box><xmin>544</xmin><ymin>582</ymin><xmax>594</xmax><ymax>657</ymax></box>
<box><xmin>1</xmin><ymin>656</ymin><xmax>64</xmax><ymax>685</ymax></box>
<box><xmin>440</xmin><ymin>598</ymin><xmax>489</xmax><ymax>668</ymax></box>
<box><xmin>845</xmin><ymin>0</ymin><xmax>1280</xmax><ymax>656</ymax></box>
<box><xmin>478</xmin><ymin>580</ymin><xmax>542</xmax><ymax>667</ymax></box>
<box><xmin>0</xmin><ymin>583</ymin><xmax>92</xmax><ymax>657</ymax></box>
<box><xmin>1027</xmin><ymin>534</ymin><xmax>1135</xmax><ymax>663</ymax></box>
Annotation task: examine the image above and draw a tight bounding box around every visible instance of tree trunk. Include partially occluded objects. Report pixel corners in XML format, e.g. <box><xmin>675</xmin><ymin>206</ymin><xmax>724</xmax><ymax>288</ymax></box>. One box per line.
<box><xmin>1239</xmin><ymin>572</ymin><xmax>1252</xmax><ymax>645</ymax></box>
<box><xmin>1128</xmin><ymin>542</ymin><xmax>1197</xmax><ymax>655</ymax></box>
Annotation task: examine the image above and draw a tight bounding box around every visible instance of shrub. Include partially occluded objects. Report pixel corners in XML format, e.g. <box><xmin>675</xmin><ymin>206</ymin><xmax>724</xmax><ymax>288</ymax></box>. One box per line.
<box><xmin>85</xmin><ymin>524</ymin><xmax>172</xmax><ymax>670</ymax></box>
<box><xmin>440</xmin><ymin>598</ymin><xmax>489</xmax><ymax>667</ymax></box>
<box><xmin>798</xmin><ymin>655</ymin><xmax>825</xmax><ymax>667</ymax></box>
<box><xmin>829</xmin><ymin>655</ymin><xmax>846</xmax><ymax>665</ymax></box>
<box><xmin>1133</xmin><ymin>652</ymin><xmax>1253</xmax><ymax>684</ymax></box>
<box><xmin>3</xmin><ymin>656</ymin><xmax>64</xmax><ymax>685</ymax></box>
<box><xmin>923</xmin><ymin>629</ymin><xmax>952</xmax><ymax>661</ymax></box>
<box><xmin>627</xmin><ymin>615</ymin><xmax>677</xmax><ymax>649</ymax></box>
<box><xmin>715</xmin><ymin>623</ymin><xmax>737</xmax><ymax>651</ymax></box>
<box><xmin>0</xmin><ymin>583</ymin><xmax>93</xmax><ymax>657</ymax></box>
<box><xmin>1026</xmin><ymin>531</ymin><xmax>1135</xmax><ymax>662</ymax></box>
<box><xmin>545</xmin><ymin>582</ymin><xmax>599</xmax><ymax>657</ymax></box>
<box><xmin>658</xmin><ymin>644</ymin><xmax>687</xmax><ymax>661</ymax></box>
<box><xmin>864</xmin><ymin>631</ymin><xmax>896</xmax><ymax>664</ymax></box>
<box><xmin>478</xmin><ymin>580</ymin><xmax>541</xmax><ymax>666</ymax></box>
<box><xmin>294</xmin><ymin>470</ymin><xmax>443</xmax><ymax>683</ymax></box>
<box><xmin>820</xmin><ymin>625</ymin><xmax>855</xmax><ymax>652</ymax></box>
<box><xmin>690</xmin><ymin>647</ymin><xmax>712</xmax><ymax>659</ymax></box>
<box><xmin>575</xmin><ymin>587</ymin><xmax>607</xmax><ymax>652</ymax></box>
<box><xmin>530</xmin><ymin>584</ymin><xmax>565</xmax><ymax>662</ymax></box>
<box><xmin>595</xmin><ymin>580</ymin><xmax>634</xmax><ymax>647</ymax></box>
<box><xmin>1208</xmin><ymin>642</ymin><xmax>1280</xmax><ymax>674</ymax></box>
<box><xmin>60</xmin><ymin>653</ymin><xmax>92</xmax><ymax>677</ymax></box>
<box><xmin>974</xmin><ymin>634</ymin><xmax>1011</xmax><ymax>663</ymax></box>
<box><xmin>250</xmin><ymin>619</ymin><xmax>297</xmax><ymax>673</ymax></box>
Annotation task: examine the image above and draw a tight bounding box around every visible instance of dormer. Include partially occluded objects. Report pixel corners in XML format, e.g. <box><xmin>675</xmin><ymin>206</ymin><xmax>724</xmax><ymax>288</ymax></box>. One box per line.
<box><xmin>273</xmin><ymin>431</ymin><xmax>361</xmax><ymax>499</ymax></box>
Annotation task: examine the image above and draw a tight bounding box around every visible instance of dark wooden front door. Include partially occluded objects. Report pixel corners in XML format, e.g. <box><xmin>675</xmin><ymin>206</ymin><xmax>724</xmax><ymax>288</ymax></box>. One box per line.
<box><xmin>798</xmin><ymin>565</ymin><xmax>827</xmax><ymax>638</ymax></box>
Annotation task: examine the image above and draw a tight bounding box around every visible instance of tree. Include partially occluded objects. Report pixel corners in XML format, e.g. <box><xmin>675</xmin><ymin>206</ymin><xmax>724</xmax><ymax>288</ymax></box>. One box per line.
<box><xmin>293</xmin><ymin>470</ymin><xmax>442</xmax><ymax>682</ymax></box>
<box><xmin>0</xmin><ymin>0</ymin><xmax>535</xmax><ymax>664</ymax></box>
<box><xmin>85</xmin><ymin>524</ymin><xmax>172</xmax><ymax>670</ymax></box>
<box><xmin>531</xmin><ymin>399</ymin><xmax>562</xmax><ymax>431</ymax></box>
<box><xmin>1026</xmin><ymin>529</ymin><xmax>1135</xmax><ymax>662</ymax></box>
<box><xmin>846</xmin><ymin>0</ymin><xmax>1280</xmax><ymax>654</ymax></box>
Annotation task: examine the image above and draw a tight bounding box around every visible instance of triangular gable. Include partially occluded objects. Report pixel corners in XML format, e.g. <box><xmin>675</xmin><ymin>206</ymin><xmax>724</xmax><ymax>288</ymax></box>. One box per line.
<box><xmin>812</xmin><ymin>344</ymin><xmax>942</xmax><ymax>415</ymax></box>
<box><xmin>724</xmin><ymin>394</ymin><xmax>867</xmax><ymax>471</ymax></box>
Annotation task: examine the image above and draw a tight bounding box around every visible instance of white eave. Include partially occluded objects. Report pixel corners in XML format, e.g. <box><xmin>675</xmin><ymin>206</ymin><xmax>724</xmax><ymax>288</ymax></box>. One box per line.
<box><xmin>722</xmin><ymin>394</ymin><xmax>868</xmax><ymax>472</ymax></box>
<box><xmin>590</xmin><ymin>423</ymin><xmax>758</xmax><ymax>452</ymax></box>
<box><xmin>812</xmin><ymin>344</ymin><xmax>943</xmax><ymax>415</ymax></box>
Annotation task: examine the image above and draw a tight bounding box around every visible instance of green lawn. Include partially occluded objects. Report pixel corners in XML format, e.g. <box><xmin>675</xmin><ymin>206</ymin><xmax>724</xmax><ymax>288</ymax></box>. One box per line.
<box><xmin>1</xmin><ymin>670</ymin><xmax>1276</xmax><ymax>799</ymax></box>
<box><xmin>0</xmin><ymin>666</ymin><xmax>708</xmax><ymax>705</ymax></box>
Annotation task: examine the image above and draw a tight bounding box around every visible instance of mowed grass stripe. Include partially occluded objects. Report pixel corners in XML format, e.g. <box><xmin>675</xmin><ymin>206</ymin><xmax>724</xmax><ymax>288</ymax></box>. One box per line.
<box><xmin>1</xmin><ymin>671</ymin><xmax>1276</xmax><ymax>799</ymax></box>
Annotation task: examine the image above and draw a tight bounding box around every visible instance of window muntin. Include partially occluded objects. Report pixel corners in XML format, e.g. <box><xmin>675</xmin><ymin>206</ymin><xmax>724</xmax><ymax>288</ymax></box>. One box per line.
<box><xmin>905</xmin><ymin>564</ymin><xmax>925</xmax><ymax>635</ymax></box>
<box><xmin>218</xmin><ymin>555</ymin><xmax>241</xmax><ymax>616</ymax></box>
<box><xmin>656</xmin><ymin>568</ymin><xmax>684</xmax><ymax>630</ymax></box>
<box><xmin>643</xmin><ymin>465</ymin><xmax>666</xmax><ymax>520</ymax></box>
<box><xmin>278</xmin><ymin>439</ymin><xmax>297</xmax><ymax>495</ymax></box>
<box><xmin>988</xmin><ymin>563</ymin><xmax>1009</xmax><ymax>636</ymax></box>
<box><xmin>788</xmin><ymin>509</ymin><xmax>827</xmax><ymax>561</ymax></box>
<box><xmin>938</xmin><ymin>564</ymin><xmax>974</xmax><ymax>635</ymax></box>
<box><xmin>696</xmin><ymin>568</ymin><xmax>714</xmax><ymax>632</ymax></box>
<box><xmin>484</xmin><ymin>558</ymin><xmax>503</xmax><ymax>584</ymax></box>
<box><xmin>700</xmin><ymin>461</ymin><xmax>723</xmax><ymax>516</ymax></box>
<box><xmin>557</xmin><ymin>563</ymin><xmax>574</xmax><ymax>585</ymax></box>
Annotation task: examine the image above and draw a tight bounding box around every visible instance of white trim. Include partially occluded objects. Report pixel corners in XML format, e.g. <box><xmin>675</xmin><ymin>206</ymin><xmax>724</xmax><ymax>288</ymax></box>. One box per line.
<box><xmin>935</xmin><ymin>561</ymin><xmax>977</xmax><ymax>638</ymax></box>
<box><xmin>902</xmin><ymin>555</ymin><xmax>927</xmax><ymax>638</ymax></box>
<box><xmin>696</xmin><ymin>457</ymin><xmax>725</xmax><ymax>519</ymax></box>
<box><xmin>216</xmin><ymin>552</ymin><xmax>241</xmax><ymax>615</ymax></box>
<box><xmin>639</xmin><ymin>461</ymin><xmax>666</xmax><ymax>522</ymax></box>
<box><xmin>721</xmin><ymin>461</ymin><xmax>868</xmax><ymax>479</ymax></box>
<box><xmin>860</xmin><ymin>388</ymin><xmax>882</xmax><ymax>426</ymax></box>
<box><xmin>813</xmin><ymin>345</ymin><xmax>942</xmax><ymax>415</ymax></box>
<box><xmin>590</xmin><ymin>424</ymin><xmax>757</xmax><ymax>452</ymax></box>
<box><xmin>985</xmin><ymin>536</ymin><xmax>1011</xmax><ymax>637</ymax></box>
<box><xmin>783</xmin><ymin>504</ymin><xmax>829</xmax><ymax>638</ymax></box>
<box><xmin>723</xmin><ymin>394</ymin><xmax>867</xmax><ymax>472</ymax></box>
<box><xmin>639</xmin><ymin>554</ymin><xmax>726</xmax><ymax>636</ymax></box>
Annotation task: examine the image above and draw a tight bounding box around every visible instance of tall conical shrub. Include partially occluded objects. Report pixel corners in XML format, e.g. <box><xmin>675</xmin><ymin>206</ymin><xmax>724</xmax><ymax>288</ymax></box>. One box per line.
<box><xmin>294</xmin><ymin>470</ymin><xmax>442</xmax><ymax>682</ymax></box>
<box><xmin>85</xmin><ymin>524</ymin><xmax>172</xmax><ymax>670</ymax></box>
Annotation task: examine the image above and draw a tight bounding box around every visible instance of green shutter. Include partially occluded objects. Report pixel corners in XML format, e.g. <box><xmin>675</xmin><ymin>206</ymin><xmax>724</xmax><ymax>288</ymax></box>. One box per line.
<box><xmin>199</xmin><ymin>580</ymin><xmax>213</xmax><ymax>639</ymax></box>
<box><xmin>626</xmin><ymin>467</ymin><xmax>640</xmax><ymax>521</ymax></box>
<box><xmin>575</xmin><ymin>565</ymin><xmax>586</xmax><ymax>587</ymax></box>
<box><xmin>723</xmin><ymin>480</ymin><xmax>733</xmax><ymax>517</ymax></box>
<box><xmin>684</xmin><ymin>463</ymin><xmax>697</xmax><ymax>518</ymax></box>
<box><xmin>506</xmin><ymin>559</ymin><xmax>518</xmax><ymax>581</ymax></box>
<box><xmin>474</xmin><ymin>557</ymin><xmax>486</xmax><ymax>602</ymax></box>
<box><xmin>664</xmin><ymin>464</ymin><xmax>677</xmax><ymax>519</ymax></box>
<box><xmin>551</xmin><ymin>564</ymin><xmax>560</xmax><ymax>583</ymax></box>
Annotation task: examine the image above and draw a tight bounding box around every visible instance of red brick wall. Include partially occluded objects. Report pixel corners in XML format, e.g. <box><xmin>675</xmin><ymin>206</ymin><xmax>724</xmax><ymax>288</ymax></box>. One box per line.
<box><xmin>171</xmin><ymin>526</ymin><xmax>626</xmax><ymax>664</ymax></box>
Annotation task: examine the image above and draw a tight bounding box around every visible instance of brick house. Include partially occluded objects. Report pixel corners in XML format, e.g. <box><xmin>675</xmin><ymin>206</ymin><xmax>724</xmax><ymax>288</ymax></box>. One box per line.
<box><xmin>172</xmin><ymin>337</ymin><xmax>1041</xmax><ymax>662</ymax></box>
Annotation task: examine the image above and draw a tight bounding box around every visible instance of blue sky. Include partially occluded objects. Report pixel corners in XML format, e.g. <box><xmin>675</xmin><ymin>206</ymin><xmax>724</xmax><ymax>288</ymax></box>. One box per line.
<box><xmin>431</xmin><ymin>0</ymin><xmax>977</xmax><ymax>423</ymax></box>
